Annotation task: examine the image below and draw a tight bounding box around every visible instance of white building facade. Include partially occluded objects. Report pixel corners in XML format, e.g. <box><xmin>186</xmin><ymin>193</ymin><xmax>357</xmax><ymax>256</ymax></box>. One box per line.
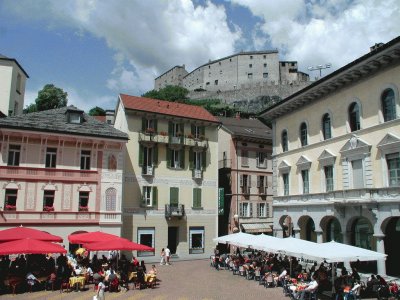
<box><xmin>260</xmin><ymin>36</ymin><xmax>400</xmax><ymax>276</ymax></box>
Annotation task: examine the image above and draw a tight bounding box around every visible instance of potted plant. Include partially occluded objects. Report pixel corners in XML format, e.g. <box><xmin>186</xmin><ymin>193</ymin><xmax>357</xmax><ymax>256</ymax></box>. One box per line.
<box><xmin>160</xmin><ymin>131</ymin><xmax>167</xmax><ymax>136</ymax></box>
<box><xmin>187</xmin><ymin>133</ymin><xmax>194</xmax><ymax>139</ymax></box>
<box><xmin>79</xmin><ymin>206</ymin><xmax>88</xmax><ymax>212</ymax></box>
<box><xmin>5</xmin><ymin>204</ymin><xmax>16</xmax><ymax>211</ymax></box>
<box><xmin>145</xmin><ymin>128</ymin><xmax>155</xmax><ymax>134</ymax></box>
<box><xmin>43</xmin><ymin>205</ymin><xmax>54</xmax><ymax>212</ymax></box>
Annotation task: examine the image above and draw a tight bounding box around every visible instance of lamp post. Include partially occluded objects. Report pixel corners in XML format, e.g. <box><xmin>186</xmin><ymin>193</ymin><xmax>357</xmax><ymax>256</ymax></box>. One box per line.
<box><xmin>308</xmin><ymin>63</ymin><xmax>332</xmax><ymax>80</ymax></box>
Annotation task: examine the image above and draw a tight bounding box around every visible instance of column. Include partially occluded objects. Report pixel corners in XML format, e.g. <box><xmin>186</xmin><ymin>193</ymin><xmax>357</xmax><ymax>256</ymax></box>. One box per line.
<box><xmin>374</xmin><ymin>234</ymin><xmax>386</xmax><ymax>276</ymax></box>
<box><xmin>315</xmin><ymin>230</ymin><xmax>323</xmax><ymax>243</ymax></box>
<box><xmin>293</xmin><ymin>227</ymin><xmax>301</xmax><ymax>239</ymax></box>
<box><xmin>342</xmin><ymin>231</ymin><xmax>352</xmax><ymax>271</ymax></box>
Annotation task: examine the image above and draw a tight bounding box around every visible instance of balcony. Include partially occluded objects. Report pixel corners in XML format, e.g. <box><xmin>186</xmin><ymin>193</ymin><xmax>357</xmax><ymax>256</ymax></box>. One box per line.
<box><xmin>138</xmin><ymin>132</ymin><xmax>170</xmax><ymax>144</ymax></box>
<box><xmin>218</xmin><ymin>159</ymin><xmax>232</xmax><ymax>169</ymax></box>
<box><xmin>170</xmin><ymin>135</ymin><xmax>183</xmax><ymax>145</ymax></box>
<box><xmin>0</xmin><ymin>166</ymin><xmax>99</xmax><ymax>183</ymax></box>
<box><xmin>185</xmin><ymin>137</ymin><xmax>208</xmax><ymax>149</ymax></box>
<box><xmin>142</xmin><ymin>166</ymin><xmax>154</xmax><ymax>176</ymax></box>
<box><xmin>242</xmin><ymin>186</ymin><xmax>251</xmax><ymax>195</ymax></box>
<box><xmin>192</xmin><ymin>169</ymin><xmax>203</xmax><ymax>179</ymax></box>
<box><xmin>165</xmin><ymin>204</ymin><xmax>185</xmax><ymax>218</ymax></box>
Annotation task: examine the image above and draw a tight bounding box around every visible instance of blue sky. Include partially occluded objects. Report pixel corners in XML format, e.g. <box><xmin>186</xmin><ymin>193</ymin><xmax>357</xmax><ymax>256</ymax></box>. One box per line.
<box><xmin>0</xmin><ymin>0</ymin><xmax>399</xmax><ymax>111</ymax></box>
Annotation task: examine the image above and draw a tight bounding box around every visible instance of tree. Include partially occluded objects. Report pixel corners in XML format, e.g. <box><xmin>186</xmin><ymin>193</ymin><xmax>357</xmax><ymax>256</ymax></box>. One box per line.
<box><xmin>24</xmin><ymin>84</ymin><xmax>68</xmax><ymax>113</ymax></box>
<box><xmin>142</xmin><ymin>85</ymin><xmax>189</xmax><ymax>102</ymax></box>
<box><xmin>88</xmin><ymin>106</ymin><xmax>106</xmax><ymax>116</ymax></box>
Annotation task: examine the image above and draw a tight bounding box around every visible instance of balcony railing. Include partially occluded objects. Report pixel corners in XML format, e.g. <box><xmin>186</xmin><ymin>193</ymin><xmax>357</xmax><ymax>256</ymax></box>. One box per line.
<box><xmin>165</xmin><ymin>204</ymin><xmax>185</xmax><ymax>218</ymax></box>
<box><xmin>218</xmin><ymin>159</ymin><xmax>232</xmax><ymax>169</ymax></box>
<box><xmin>0</xmin><ymin>166</ymin><xmax>99</xmax><ymax>182</ymax></box>
<box><xmin>138</xmin><ymin>132</ymin><xmax>209</xmax><ymax>148</ymax></box>
<box><xmin>138</xmin><ymin>132</ymin><xmax>169</xmax><ymax>144</ymax></box>
<box><xmin>192</xmin><ymin>169</ymin><xmax>203</xmax><ymax>179</ymax></box>
<box><xmin>242</xmin><ymin>187</ymin><xmax>251</xmax><ymax>195</ymax></box>
<box><xmin>185</xmin><ymin>137</ymin><xmax>208</xmax><ymax>149</ymax></box>
<box><xmin>170</xmin><ymin>135</ymin><xmax>183</xmax><ymax>145</ymax></box>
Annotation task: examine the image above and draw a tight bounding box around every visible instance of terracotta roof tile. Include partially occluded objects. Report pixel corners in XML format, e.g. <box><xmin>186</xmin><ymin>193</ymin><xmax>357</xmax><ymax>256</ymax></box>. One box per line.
<box><xmin>120</xmin><ymin>94</ymin><xmax>220</xmax><ymax>123</ymax></box>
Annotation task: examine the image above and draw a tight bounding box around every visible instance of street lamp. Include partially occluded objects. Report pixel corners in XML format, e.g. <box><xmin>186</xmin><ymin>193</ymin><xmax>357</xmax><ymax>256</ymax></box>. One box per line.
<box><xmin>308</xmin><ymin>63</ymin><xmax>332</xmax><ymax>79</ymax></box>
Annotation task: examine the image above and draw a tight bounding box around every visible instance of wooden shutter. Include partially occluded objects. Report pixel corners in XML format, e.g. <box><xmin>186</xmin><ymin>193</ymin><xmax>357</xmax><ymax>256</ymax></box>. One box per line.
<box><xmin>191</xmin><ymin>124</ymin><xmax>195</xmax><ymax>135</ymax></box>
<box><xmin>189</xmin><ymin>148</ymin><xmax>194</xmax><ymax>170</ymax></box>
<box><xmin>170</xmin><ymin>187</ymin><xmax>179</xmax><ymax>206</ymax></box>
<box><xmin>193</xmin><ymin>188</ymin><xmax>201</xmax><ymax>208</ymax></box>
<box><xmin>256</xmin><ymin>203</ymin><xmax>259</xmax><ymax>217</ymax></box>
<box><xmin>202</xmin><ymin>151</ymin><xmax>206</xmax><ymax>170</ymax></box>
<box><xmin>142</xmin><ymin>118</ymin><xmax>146</xmax><ymax>131</ymax></box>
<box><xmin>168</xmin><ymin>122</ymin><xmax>173</xmax><ymax>136</ymax></box>
<box><xmin>248</xmin><ymin>175</ymin><xmax>251</xmax><ymax>187</ymax></box>
<box><xmin>180</xmin><ymin>148</ymin><xmax>185</xmax><ymax>169</ymax></box>
<box><xmin>201</xmin><ymin>126</ymin><xmax>205</xmax><ymax>136</ymax></box>
<box><xmin>180</xmin><ymin>123</ymin><xmax>184</xmax><ymax>135</ymax></box>
<box><xmin>257</xmin><ymin>176</ymin><xmax>260</xmax><ymax>187</ymax></box>
<box><xmin>154</xmin><ymin>119</ymin><xmax>158</xmax><ymax>132</ymax></box>
<box><xmin>139</xmin><ymin>145</ymin><xmax>144</xmax><ymax>166</ymax></box>
<box><xmin>153</xmin><ymin>145</ymin><xmax>158</xmax><ymax>166</ymax></box>
<box><xmin>249</xmin><ymin>203</ymin><xmax>253</xmax><ymax>217</ymax></box>
<box><xmin>240</xmin><ymin>175</ymin><xmax>243</xmax><ymax>187</ymax></box>
<box><xmin>152</xmin><ymin>186</ymin><xmax>158</xmax><ymax>207</ymax></box>
<box><xmin>166</xmin><ymin>147</ymin><xmax>171</xmax><ymax>168</ymax></box>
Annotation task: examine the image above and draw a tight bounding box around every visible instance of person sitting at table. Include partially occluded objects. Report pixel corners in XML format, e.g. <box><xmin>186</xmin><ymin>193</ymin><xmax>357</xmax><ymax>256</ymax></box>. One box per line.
<box><xmin>73</xmin><ymin>265</ymin><xmax>83</xmax><ymax>276</ymax></box>
<box><xmin>26</xmin><ymin>272</ymin><xmax>40</xmax><ymax>291</ymax></box>
<box><xmin>295</xmin><ymin>275</ymin><xmax>318</xmax><ymax>300</ymax></box>
<box><xmin>148</xmin><ymin>265</ymin><xmax>157</xmax><ymax>275</ymax></box>
<box><xmin>46</xmin><ymin>271</ymin><xmax>57</xmax><ymax>291</ymax></box>
<box><xmin>136</xmin><ymin>266</ymin><xmax>146</xmax><ymax>290</ymax></box>
<box><xmin>140</xmin><ymin>260</ymin><xmax>147</xmax><ymax>274</ymax></box>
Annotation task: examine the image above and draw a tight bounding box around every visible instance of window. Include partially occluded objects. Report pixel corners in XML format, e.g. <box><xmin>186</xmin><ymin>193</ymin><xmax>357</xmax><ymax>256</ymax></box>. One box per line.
<box><xmin>7</xmin><ymin>145</ymin><xmax>20</xmax><ymax>166</ymax></box>
<box><xmin>283</xmin><ymin>173</ymin><xmax>289</xmax><ymax>195</ymax></box>
<box><xmin>382</xmin><ymin>88</ymin><xmax>396</xmax><ymax>122</ymax></box>
<box><xmin>143</xmin><ymin>186</ymin><xmax>153</xmax><ymax>207</ymax></box>
<box><xmin>352</xmin><ymin>159</ymin><xmax>364</xmax><ymax>188</ymax></box>
<box><xmin>282</xmin><ymin>130</ymin><xmax>288</xmax><ymax>152</ymax></box>
<box><xmin>137</xmin><ymin>228</ymin><xmax>155</xmax><ymax>257</ymax></box>
<box><xmin>80</xmin><ymin>150</ymin><xmax>91</xmax><ymax>170</ymax></box>
<box><xmin>194</xmin><ymin>151</ymin><xmax>202</xmax><ymax>170</ymax></box>
<box><xmin>170</xmin><ymin>187</ymin><xmax>179</xmax><ymax>206</ymax></box>
<box><xmin>215</xmin><ymin>80</ymin><xmax>218</xmax><ymax>85</ymax></box>
<box><xmin>43</xmin><ymin>190</ymin><xmax>55</xmax><ymax>211</ymax></box>
<box><xmin>263</xmin><ymin>63</ymin><xmax>267</xmax><ymax>68</ymax></box>
<box><xmin>249</xmin><ymin>64</ymin><xmax>252</xmax><ymax>68</ymax></box>
<box><xmin>45</xmin><ymin>148</ymin><xmax>57</xmax><ymax>168</ymax></box>
<box><xmin>192</xmin><ymin>188</ymin><xmax>202</xmax><ymax>208</ymax></box>
<box><xmin>322</xmin><ymin>113</ymin><xmax>332</xmax><ymax>140</ymax></box>
<box><xmin>105</xmin><ymin>188</ymin><xmax>117</xmax><ymax>211</ymax></box>
<box><xmin>79</xmin><ymin>191</ymin><xmax>89</xmax><ymax>211</ymax></box>
<box><xmin>301</xmin><ymin>169</ymin><xmax>309</xmax><ymax>194</ymax></box>
<box><xmin>248</xmin><ymin>73</ymin><xmax>253</xmax><ymax>79</ymax></box>
<box><xmin>324</xmin><ymin>165</ymin><xmax>334</xmax><ymax>192</ymax></box>
<box><xmin>189</xmin><ymin>227</ymin><xmax>204</xmax><ymax>254</ymax></box>
<box><xmin>16</xmin><ymin>73</ymin><xmax>22</xmax><ymax>93</ymax></box>
<box><xmin>257</xmin><ymin>176</ymin><xmax>266</xmax><ymax>193</ymax></box>
<box><xmin>4</xmin><ymin>189</ymin><xmax>17</xmax><ymax>210</ymax></box>
<box><xmin>387</xmin><ymin>153</ymin><xmax>400</xmax><ymax>186</ymax></box>
<box><xmin>250</xmin><ymin>55</ymin><xmax>253</xmax><ymax>59</ymax></box>
<box><xmin>300</xmin><ymin>122</ymin><xmax>308</xmax><ymax>146</ymax></box>
<box><xmin>239</xmin><ymin>202</ymin><xmax>252</xmax><ymax>217</ymax></box>
<box><xmin>240</xmin><ymin>174</ymin><xmax>251</xmax><ymax>194</ymax></box>
<box><xmin>263</xmin><ymin>55</ymin><xmax>266</xmax><ymax>59</ymax></box>
<box><xmin>257</xmin><ymin>203</ymin><xmax>267</xmax><ymax>217</ymax></box>
<box><xmin>69</xmin><ymin>113</ymin><xmax>81</xmax><ymax>124</ymax></box>
<box><xmin>263</xmin><ymin>73</ymin><xmax>268</xmax><ymax>78</ymax></box>
<box><xmin>241</xmin><ymin>150</ymin><xmax>249</xmax><ymax>166</ymax></box>
<box><xmin>257</xmin><ymin>152</ymin><xmax>266</xmax><ymax>168</ymax></box>
<box><xmin>349</xmin><ymin>102</ymin><xmax>361</xmax><ymax>132</ymax></box>
<box><xmin>171</xmin><ymin>149</ymin><xmax>181</xmax><ymax>168</ymax></box>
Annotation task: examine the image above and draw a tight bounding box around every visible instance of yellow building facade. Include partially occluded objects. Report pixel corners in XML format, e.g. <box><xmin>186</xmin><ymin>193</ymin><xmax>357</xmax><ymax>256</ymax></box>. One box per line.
<box><xmin>260</xmin><ymin>37</ymin><xmax>400</xmax><ymax>276</ymax></box>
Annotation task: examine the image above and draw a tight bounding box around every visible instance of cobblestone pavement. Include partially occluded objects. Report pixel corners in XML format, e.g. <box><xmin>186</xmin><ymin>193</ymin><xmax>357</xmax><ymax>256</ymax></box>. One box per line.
<box><xmin>0</xmin><ymin>259</ymin><xmax>288</xmax><ymax>300</ymax></box>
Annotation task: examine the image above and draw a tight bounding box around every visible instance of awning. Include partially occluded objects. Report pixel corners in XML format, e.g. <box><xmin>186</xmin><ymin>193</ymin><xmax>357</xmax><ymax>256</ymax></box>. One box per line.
<box><xmin>241</xmin><ymin>223</ymin><xmax>272</xmax><ymax>233</ymax></box>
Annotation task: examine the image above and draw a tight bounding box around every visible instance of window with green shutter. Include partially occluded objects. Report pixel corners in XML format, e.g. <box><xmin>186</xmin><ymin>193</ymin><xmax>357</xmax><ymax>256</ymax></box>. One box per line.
<box><xmin>193</xmin><ymin>188</ymin><xmax>202</xmax><ymax>208</ymax></box>
<box><xmin>139</xmin><ymin>145</ymin><xmax>144</xmax><ymax>166</ymax></box>
<box><xmin>152</xmin><ymin>186</ymin><xmax>158</xmax><ymax>208</ymax></box>
<box><xmin>189</xmin><ymin>148</ymin><xmax>194</xmax><ymax>170</ymax></box>
<box><xmin>170</xmin><ymin>187</ymin><xmax>179</xmax><ymax>206</ymax></box>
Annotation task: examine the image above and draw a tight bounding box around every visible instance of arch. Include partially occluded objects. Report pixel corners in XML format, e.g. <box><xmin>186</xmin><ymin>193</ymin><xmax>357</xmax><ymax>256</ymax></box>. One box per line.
<box><xmin>281</xmin><ymin>130</ymin><xmax>288</xmax><ymax>152</ymax></box>
<box><xmin>279</xmin><ymin>215</ymin><xmax>293</xmax><ymax>238</ymax></box>
<box><xmin>382</xmin><ymin>217</ymin><xmax>400</xmax><ymax>276</ymax></box>
<box><xmin>379</xmin><ymin>83</ymin><xmax>399</xmax><ymax>122</ymax></box>
<box><xmin>299</xmin><ymin>122</ymin><xmax>308</xmax><ymax>146</ymax></box>
<box><xmin>105</xmin><ymin>188</ymin><xmax>117</xmax><ymax>211</ymax></box>
<box><xmin>381</xmin><ymin>88</ymin><xmax>396</xmax><ymax>122</ymax></box>
<box><xmin>348</xmin><ymin>101</ymin><xmax>361</xmax><ymax>132</ymax></box>
<box><xmin>321</xmin><ymin>216</ymin><xmax>342</xmax><ymax>242</ymax></box>
<box><xmin>298</xmin><ymin>215</ymin><xmax>316</xmax><ymax>242</ymax></box>
<box><xmin>321</xmin><ymin>112</ymin><xmax>332</xmax><ymax>140</ymax></box>
<box><xmin>350</xmin><ymin>217</ymin><xmax>373</xmax><ymax>250</ymax></box>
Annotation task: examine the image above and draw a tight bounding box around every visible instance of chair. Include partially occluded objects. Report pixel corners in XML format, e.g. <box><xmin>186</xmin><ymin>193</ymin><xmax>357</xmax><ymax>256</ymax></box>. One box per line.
<box><xmin>109</xmin><ymin>278</ymin><xmax>119</xmax><ymax>292</ymax></box>
<box><xmin>254</xmin><ymin>269</ymin><xmax>261</xmax><ymax>281</ymax></box>
<box><xmin>60</xmin><ymin>279</ymin><xmax>70</xmax><ymax>293</ymax></box>
<box><xmin>147</xmin><ymin>275</ymin><xmax>156</xmax><ymax>289</ymax></box>
<box><xmin>239</xmin><ymin>266</ymin><xmax>246</xmax><ymax>277</ymax></box>
<box><xmin>265</xmin><ymin>273</ymin><xmax>275</xmax><ymax>288</ymax></box>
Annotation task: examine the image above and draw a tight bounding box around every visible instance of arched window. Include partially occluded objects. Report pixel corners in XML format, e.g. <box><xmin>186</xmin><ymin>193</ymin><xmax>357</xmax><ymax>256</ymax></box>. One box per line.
<box><xmin>382</xmin><ymin>88</ymin><xmax>396</xmax><ymax>122</ymax></box>
<box><xmin>282</xmin><ymin>130</ymin><xmax>288</xmax><ymax>152</ymax></box>
<box><xmin>105</xmin><ymin>188</ymin><xmax>117</xmax><ymax>211</ymax></box>
<box><xmin>300</xmin><ymin>122</ymin><xmax>308</xmax><ymax>146</ymax></box>
<box><xmin>322</xmin><ymin>113</ymin><xmax>331</xmax><ymax>140</ymax></box>
<box><xmin>349</xmin><ymin>102</ymin><xmax>360</xmax><ymax>132</ymax></box>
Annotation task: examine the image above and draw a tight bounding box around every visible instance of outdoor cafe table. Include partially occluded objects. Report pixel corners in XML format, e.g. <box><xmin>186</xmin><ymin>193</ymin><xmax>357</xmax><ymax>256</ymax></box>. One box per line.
<box><xmin>128</xmin><ymin>272</ymin><xmax>153</xmax><ymax>282</ymax></box>
<box><xmin>69</xmin><ymin>276</ymin><xmax>85</xmax><ymax>290</ymax></box>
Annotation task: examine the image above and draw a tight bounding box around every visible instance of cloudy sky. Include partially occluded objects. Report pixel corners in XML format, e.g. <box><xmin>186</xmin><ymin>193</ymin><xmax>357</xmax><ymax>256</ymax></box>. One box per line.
<box><xmin>0</xmin><ymin>0</ymin><xmax>398</xmax><ymax>111</ymax></box>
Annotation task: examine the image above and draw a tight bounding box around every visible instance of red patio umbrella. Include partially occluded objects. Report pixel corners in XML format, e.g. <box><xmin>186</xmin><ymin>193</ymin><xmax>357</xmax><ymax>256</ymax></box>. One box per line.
<box><xmin>68</xmin><ymin>231</ymin><xmax>119</xmax><ymax>244</ymax></box>
<box><xmin>0</xmin><ymin>226</ymin><xmax>63</xmax><ymax>243</ymax></box>
<box><xmin>83</xmin><ymin>237</ymin><xmax>154</xmax><ymax>252</ymax></box>
<box><xmin>0</xmin><ymin>238</ymin><xmax>67</xmax><ymax>255</ymax></box>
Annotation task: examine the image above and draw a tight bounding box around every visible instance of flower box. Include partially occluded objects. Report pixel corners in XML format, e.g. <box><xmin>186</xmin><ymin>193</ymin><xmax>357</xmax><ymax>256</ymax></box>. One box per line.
<box><xmin>79</xmin><ymin>206</ymin><xmax>88</xmax><ymax>212</ymax></box>
<box><xmin>5</xmin><ymin>204</ymin><xmax>16</xmax><ymax>210</ymax></box>
<box><xmin>145</xmin><ymin>128</ymin><xmax>155</xmax><ymax>134</ymax></box>
<box><xmin>187</xmin><ymin>133</ymin><xmax>194</xmax><ymax>139</ymax></box>
<box><xmin>160</xmin><ymin>131</ymin><xmax>167</xmax><ymax>136</ymax></box>
<box><xmin>43</xmin><ymin>206</ymin><xmax>54</xmax><ymax>212</ymax></box>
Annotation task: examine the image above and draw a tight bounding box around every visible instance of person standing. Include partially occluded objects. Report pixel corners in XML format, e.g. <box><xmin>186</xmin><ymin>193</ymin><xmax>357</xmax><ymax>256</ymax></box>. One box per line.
<box><xmin>96</xmin><ymin>277</ymin><xmax>106</xmax><ymax>300</ymax></box>
<box><xmin>160</xmin><ymin>248</ymin><xmax>165</xmax><ymax>265</ymax></box>
<box><xmin>165</xmin><ymin>246</ymin><xmax>171</xmax><ymax>265</ymax></box>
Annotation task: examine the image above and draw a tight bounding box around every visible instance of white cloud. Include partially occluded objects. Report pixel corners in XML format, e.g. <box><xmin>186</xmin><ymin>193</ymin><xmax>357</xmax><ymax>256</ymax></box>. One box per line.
<box><xmin>4</xmin><ymin>0</ymin><xmax>241</xmax><ymax>94</ymax></box>
<box><xmin>231</xmin><ymin>0</ymin><xmax>400</xmax><ymax>76</ymax></box>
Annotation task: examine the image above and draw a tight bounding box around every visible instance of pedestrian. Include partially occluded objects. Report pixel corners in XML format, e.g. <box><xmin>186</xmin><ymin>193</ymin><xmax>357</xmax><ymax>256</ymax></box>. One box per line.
<box><xmin>96</xmin><ymin>277</ymin><xmax>106</xmax><ymax>300</ymax></box>
<box><xmin>160</xmin><ymin>248</ymin><xmax>165</xmax><ymax>265</ymax></box>
<box><xmin>165</xmin><ymin>246</ymin><xmax>171</xmax><ymax>265</ymax></box>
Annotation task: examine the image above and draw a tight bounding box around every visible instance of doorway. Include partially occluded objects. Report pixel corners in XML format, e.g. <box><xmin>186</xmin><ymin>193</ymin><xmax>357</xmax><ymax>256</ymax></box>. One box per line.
<box><xmin>168</xmin><ymin>227</ymin><xmax>178</xmax><ymax>254</ymax></box>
